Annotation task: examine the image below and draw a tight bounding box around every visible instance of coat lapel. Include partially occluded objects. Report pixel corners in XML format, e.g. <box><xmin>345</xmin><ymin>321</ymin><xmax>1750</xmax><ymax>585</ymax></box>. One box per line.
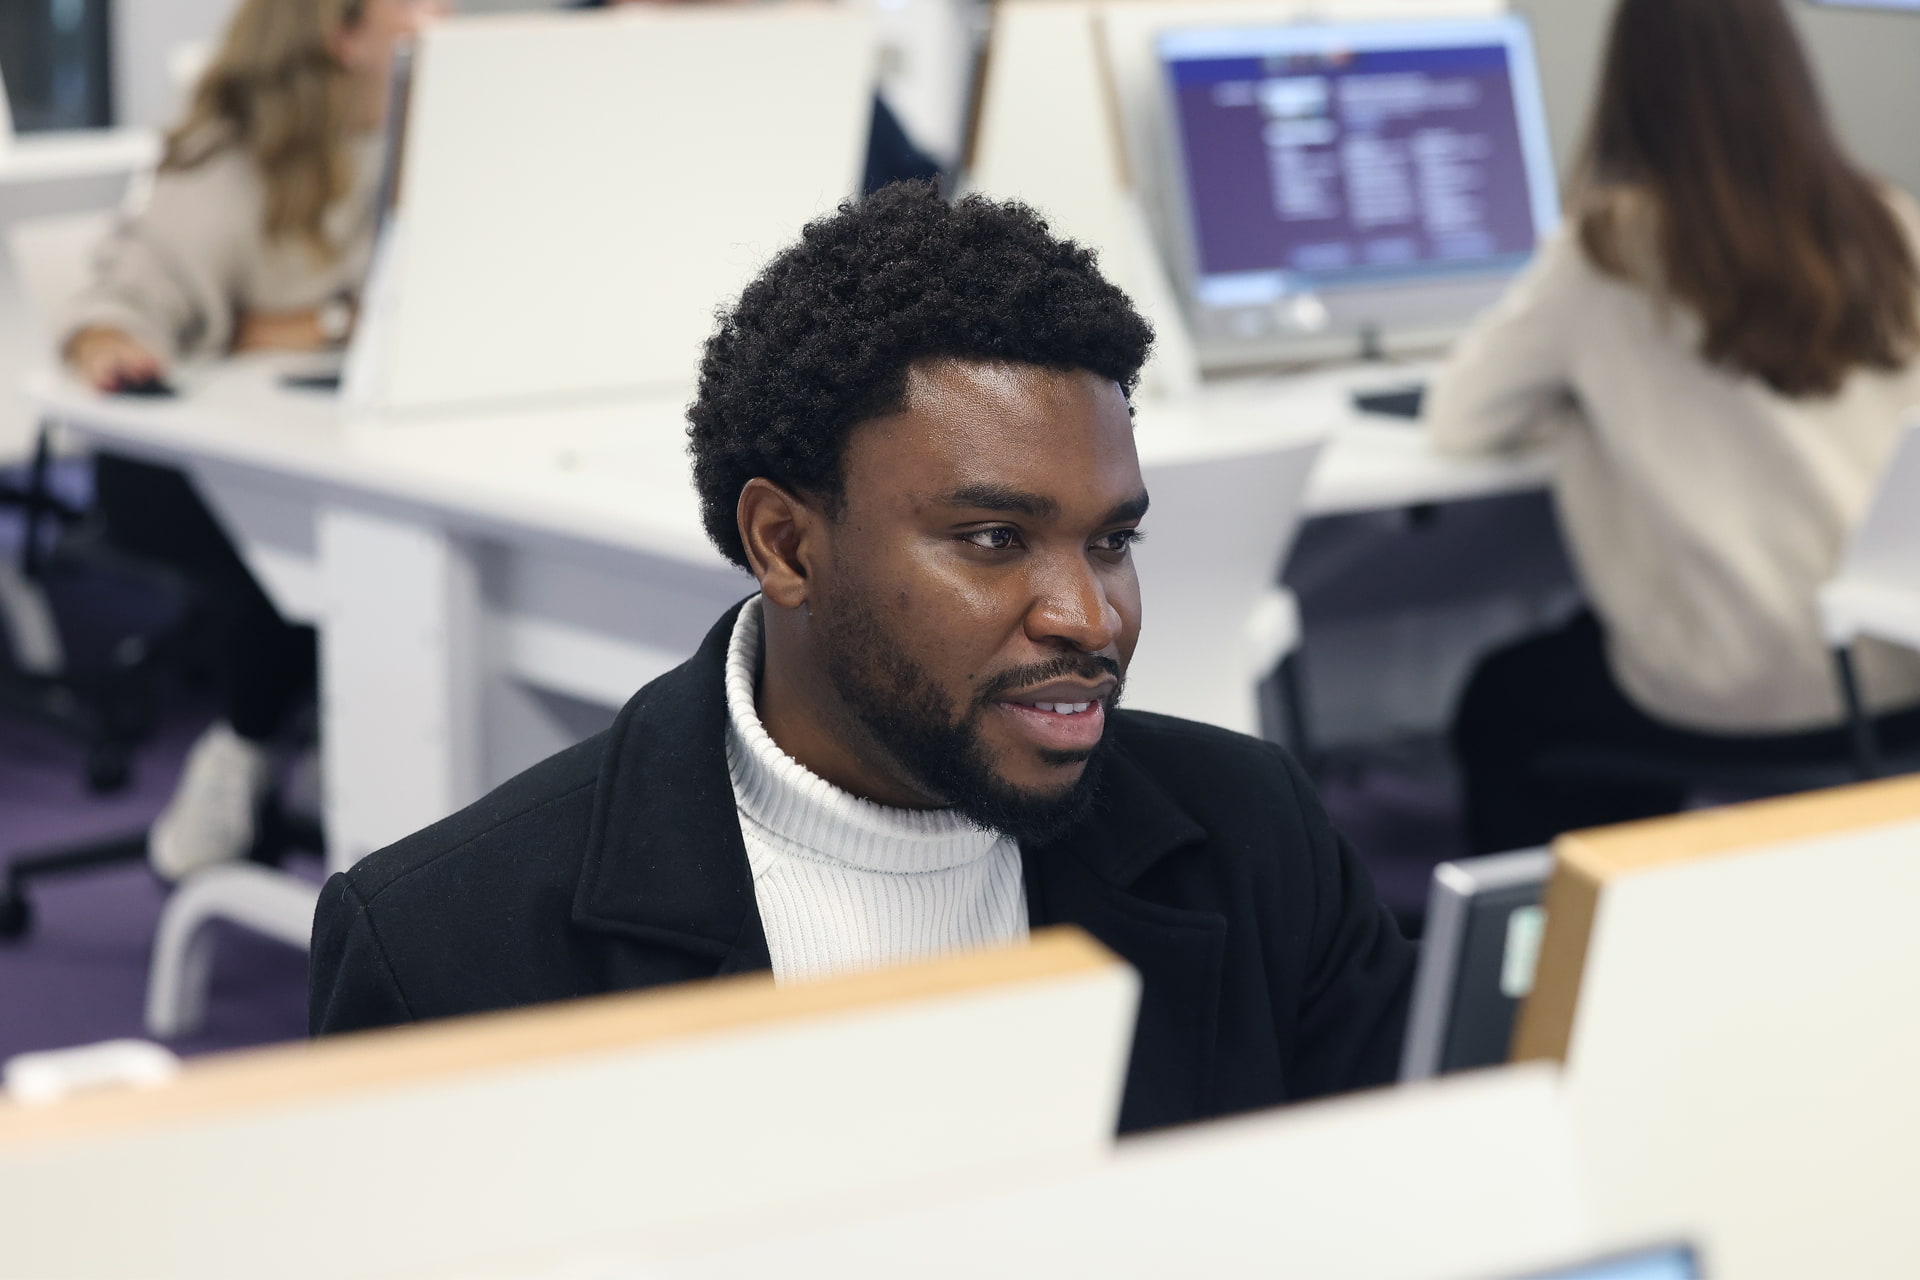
<box><xmin>571</xmin><ymin>603</ymin><xmax>774</xmax><ymax>983</ymax></box>
<box><xmin>1027</xmin><ymin>734</ymin><xmax>1229</xmax><ymax>1132</ymax></box>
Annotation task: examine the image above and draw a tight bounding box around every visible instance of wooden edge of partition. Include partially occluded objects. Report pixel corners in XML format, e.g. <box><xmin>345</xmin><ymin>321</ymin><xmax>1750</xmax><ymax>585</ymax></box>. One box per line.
<box><xmin>1507</xmin><ymin>856</ymin><xmax>1602</xmax><ymax>1064</ymax></box>
<box><xmin>0</xmin><ymin>926</ymin><xmax>1121</xmax><ymax>1154</ymax></box>
<box><xmin>955</xmin><ymin>0</ymin><xmax>1000</xmax><ymax>176</ymax></box>
<box><xmin>1510</xmin><ymin>774</ymin><xmax>1920</xmax><ymax>1062</ymax></box>
<box><xmin>1554</xmin><ymin>772</ymin><xmax>1920</xmax><ymax>878</ymax></box>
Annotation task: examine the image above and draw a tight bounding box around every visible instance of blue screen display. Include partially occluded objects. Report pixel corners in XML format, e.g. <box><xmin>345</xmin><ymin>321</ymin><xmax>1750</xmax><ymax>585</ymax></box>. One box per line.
<box><xmin>1521</xmin><ymin>1244</ymin><xmax>1700</xmax><ymax>1280</ymax></box>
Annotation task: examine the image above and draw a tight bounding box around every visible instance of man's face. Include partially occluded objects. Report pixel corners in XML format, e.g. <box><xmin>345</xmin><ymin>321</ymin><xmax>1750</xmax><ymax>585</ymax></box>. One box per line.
<box><xmin>809</xmin><ymin>360</ymin><xmax>1146</xmax><ymax>842</ymax></box>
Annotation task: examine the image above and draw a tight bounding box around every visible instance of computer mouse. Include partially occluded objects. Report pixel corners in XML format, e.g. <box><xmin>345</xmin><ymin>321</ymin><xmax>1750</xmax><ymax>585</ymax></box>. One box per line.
<box><xmin>112</xmin><ymin>373</ymin><xmax>177</xmax><ymax>398</ymax></box>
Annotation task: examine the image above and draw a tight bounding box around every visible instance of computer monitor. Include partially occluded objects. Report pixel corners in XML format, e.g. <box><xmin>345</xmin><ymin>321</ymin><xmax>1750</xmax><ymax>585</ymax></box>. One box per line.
<box><xmin>1400</xmin><ymin>847</ymin><xmax>1553</xmax><ymax>1081</ymax></box>
<box><xmin>1155</xmin><ymin>15</ymin><xmax>1559</xmax><ymax>367</ymax></box>
<box><xmin>1500</xmin><ymin>1243</ymin><xmax>1702</xmax><ymax>1280</ymax></box>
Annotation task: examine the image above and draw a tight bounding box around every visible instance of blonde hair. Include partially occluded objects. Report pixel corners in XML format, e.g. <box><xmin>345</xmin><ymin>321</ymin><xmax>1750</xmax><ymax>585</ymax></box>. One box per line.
<box><xmin>163</xmin><ymin>0</ymin><xmax>369</xmax><ymax>260</ymax></box>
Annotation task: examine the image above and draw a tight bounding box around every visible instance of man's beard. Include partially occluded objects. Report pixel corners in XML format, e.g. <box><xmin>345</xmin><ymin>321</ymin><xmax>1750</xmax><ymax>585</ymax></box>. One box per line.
<box><xmin>817</xmin><ymin>589</ymin><xmax>1120</xmax><ymax>846</ymax></box>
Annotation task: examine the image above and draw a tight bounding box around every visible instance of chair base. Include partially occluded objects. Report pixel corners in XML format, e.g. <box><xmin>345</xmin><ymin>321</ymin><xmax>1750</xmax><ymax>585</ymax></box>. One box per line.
<box><xmin>0</xmin><ymin>833</ymin><xmax>149</xmax><ymax>939</ymax></box>
<box><xmin>145</xmin><ymin>862</ymin><xmax>321</xmax><ymax>1041</ymax></box>
<box><xmin>0</xmin><ymin>795</ymin><xmax>322</xmax><ymax>942</ymax></box>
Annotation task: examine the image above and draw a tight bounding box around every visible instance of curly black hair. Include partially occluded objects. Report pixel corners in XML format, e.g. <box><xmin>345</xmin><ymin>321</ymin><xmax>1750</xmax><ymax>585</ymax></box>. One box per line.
<box><xmin>686</xmin><ymin>182</ymin><xmax>1155</xmax><ymax>568</ymax></box>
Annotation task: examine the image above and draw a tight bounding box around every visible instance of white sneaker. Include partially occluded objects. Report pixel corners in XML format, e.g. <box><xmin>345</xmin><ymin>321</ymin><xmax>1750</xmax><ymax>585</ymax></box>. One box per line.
<box><xmin>148</xmin><ymin>723</ymin><xmax>276</xmax><ymax>881</ymax></box>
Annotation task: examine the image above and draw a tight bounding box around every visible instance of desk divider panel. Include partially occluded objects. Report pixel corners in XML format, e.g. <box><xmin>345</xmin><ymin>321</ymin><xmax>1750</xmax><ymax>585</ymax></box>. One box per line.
<box><xmin>1513</xmin><ymin>776</ymin><xmax>1920</xmax><ymax>1280</ymax></box>
<box><xmin>0</xmin><ymin>928</ymin><xmax>1139</xmax><ymax>1280</ymax></box>
<box><xmin>348</xmin><ymin>6</ymin><xmax>874</xmax><ymax>419</ymax></box>
<box><xmin>646</xmin><ymin>1064</ymin><xmax>1598</xmax><ymax>1280</ymax></box>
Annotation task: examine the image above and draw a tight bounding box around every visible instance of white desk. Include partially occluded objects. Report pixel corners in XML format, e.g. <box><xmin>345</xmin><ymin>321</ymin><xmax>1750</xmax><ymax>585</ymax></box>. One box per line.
<box><xmin>0</xmin><ymin>129</ymin><xmax>159</xmax><ymax>188</ymax></box>
<box><xmin>26</xmin><ymin>356</ymin><xmax>1547</xmax><ymax>870</ymax></box>
<box><xmin>1138</xmin><ymin>363</ymin><xmax>1554</xmax><ymax>516</ymax></box>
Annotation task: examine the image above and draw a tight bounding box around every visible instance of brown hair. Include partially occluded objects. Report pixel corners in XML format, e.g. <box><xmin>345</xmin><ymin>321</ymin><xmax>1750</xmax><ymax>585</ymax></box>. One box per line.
<box><xmin>162</xmin><ymin>0</ymin><xmax>368</xmax><ymax>260</ymax></box>
<box><xmin>1576</xmin><ymin>0</ymin><xmax>1919</xmax><ymax>397</ymax></box>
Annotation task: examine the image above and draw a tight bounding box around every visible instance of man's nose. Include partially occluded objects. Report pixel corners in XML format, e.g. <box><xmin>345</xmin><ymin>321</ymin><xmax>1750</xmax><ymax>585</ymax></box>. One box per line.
<box><xmin>1025</xmin><ymin>555</ymin><xmax>1119</xmax><ymax>654</ymax></box>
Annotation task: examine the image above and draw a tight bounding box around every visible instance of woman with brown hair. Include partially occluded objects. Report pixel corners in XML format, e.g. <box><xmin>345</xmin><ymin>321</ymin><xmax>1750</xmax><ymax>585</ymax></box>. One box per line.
<box><xmin>1428</xmin><ymin>0</ymin><xmax>1920</xmax><ymax>854</ymax></box>
<box><xmin>58</xmin><ymin>0</ymin><xmax>438</xmax><ymax>879</ymax></box>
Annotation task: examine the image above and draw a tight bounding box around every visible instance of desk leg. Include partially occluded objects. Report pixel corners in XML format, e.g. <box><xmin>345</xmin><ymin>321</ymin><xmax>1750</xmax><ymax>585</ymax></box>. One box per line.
<box><xmin>318</xmin><ymin>507</ymin><xmax>484</xmax><ymax>873</ymax></box>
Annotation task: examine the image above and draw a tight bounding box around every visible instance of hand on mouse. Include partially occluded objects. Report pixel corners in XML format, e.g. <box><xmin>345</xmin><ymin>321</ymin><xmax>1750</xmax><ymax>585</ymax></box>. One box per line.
<box><xmin>66</xmin><ymin>327</ymin><xmax>166</xmax><ymax>393</ymax></box>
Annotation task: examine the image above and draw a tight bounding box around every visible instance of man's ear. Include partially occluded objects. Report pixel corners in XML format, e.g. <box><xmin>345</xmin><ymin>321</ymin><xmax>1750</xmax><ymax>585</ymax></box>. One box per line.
<box><xmin>737</xmin><ymin>478</ymin><xmax>824</xmax><ymax>610</ymax></box>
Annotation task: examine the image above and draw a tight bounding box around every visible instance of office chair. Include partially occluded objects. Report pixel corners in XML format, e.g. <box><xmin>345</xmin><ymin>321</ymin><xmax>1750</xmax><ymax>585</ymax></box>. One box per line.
<box><xmin>1820</xmin><ymin>418</ymin><xmax>1920</xmax><ymax>780</ymax></box>
<box><xmin>0</xmin><ymin>213</ymin><xmax>183</xmax><ymax>934</ymax></box>
<box><xmin>0</xmin><ymin>210</ymin><xmax>329</xmax><ymax>941</ymax></box>
<box><xmin>2</xmin><ymin>211</ymin><xmax>194</xmax><ymax>782</ymax></box>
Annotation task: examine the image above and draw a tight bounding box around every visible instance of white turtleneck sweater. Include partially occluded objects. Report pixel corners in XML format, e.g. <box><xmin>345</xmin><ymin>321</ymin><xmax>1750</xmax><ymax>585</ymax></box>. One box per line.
<box><xmin>724</xmin><ymin>597</ymin><xmax>1028</xmax><ymax>984</ymax></box>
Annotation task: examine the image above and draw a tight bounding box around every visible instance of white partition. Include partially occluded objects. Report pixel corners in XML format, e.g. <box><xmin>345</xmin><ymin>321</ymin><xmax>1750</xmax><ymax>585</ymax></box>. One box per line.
<box><xmin>966</xmin><ymin>0</ymin><xmax>1200</xmax><ymax>398</ymax></box>
<box><xmin>350</xmin><ymin>6</ymin><xmax>875</xmax><ymax>419</ymax></box>
<box><xmin>1126</xmin><ymin>409</ymin><xmax>1327</xmax><ymax>733</ymax></box>
<box><xmin>0</xmin><ymin>930</ymin><xmax>1139</xmax><ymax>1280</ymax></box>
<box><xmin>649</xmin><ymin>1065</ymin><xmax>1598</xmax><ymax>1280</ymax></box>
<box><xmin>1517</xmin><ymin>778</ymin><xmax>1920</xmax><ymax>1280</ymax></box>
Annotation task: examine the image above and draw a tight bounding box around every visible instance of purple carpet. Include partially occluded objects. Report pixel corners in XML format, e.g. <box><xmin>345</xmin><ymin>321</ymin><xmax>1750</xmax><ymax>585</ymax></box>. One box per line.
<box><xmin>1318</xmin><ymin>745</ymin><xmax>1468</xmax><ymax>928</ymax></box>
<box><xmin>0</xmin><ymin>455</ymin><xmax>313</xmax><ymax>1064</ymax></box>
<box><xmin>0</xmin><ymin>686</ymin><xmax>315</xmax><ymax>1063</ymax></box>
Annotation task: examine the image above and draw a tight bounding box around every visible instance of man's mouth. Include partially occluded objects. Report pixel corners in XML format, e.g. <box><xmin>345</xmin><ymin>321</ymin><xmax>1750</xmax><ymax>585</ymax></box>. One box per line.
<box><xmin>992</xmin><ymin>679</ymin><xmax>1116</xmax><ymax>753</ymax></box>
<box><xmin>1008</xmin><ymin>699</ymin><xmax>1095</xmax><ymax>716</ymax></box>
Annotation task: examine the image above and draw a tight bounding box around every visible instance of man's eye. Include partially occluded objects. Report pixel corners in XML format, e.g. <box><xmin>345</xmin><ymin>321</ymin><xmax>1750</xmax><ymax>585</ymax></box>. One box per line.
<box><xmin>964</xmin><ymin>528</ymin><xmax>1019</xmax><ymax>551</ymax></box>
<box><xmin>1096</xmin><ymin>529</ymin><xmax>1145</xmax><ymax>554</ymax></box>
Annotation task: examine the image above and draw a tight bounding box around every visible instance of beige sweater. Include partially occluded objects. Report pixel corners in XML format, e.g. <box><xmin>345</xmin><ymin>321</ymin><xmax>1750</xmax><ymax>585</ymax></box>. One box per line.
<box><xmin>1428</xmin><ymin>200</ymin><xmax>1920</xmax><ymax>735</ymax></box>
<box><xmin>60</xmin><ymin>132</ymin><xmax>385</xmax><ymax>362</ymax></box>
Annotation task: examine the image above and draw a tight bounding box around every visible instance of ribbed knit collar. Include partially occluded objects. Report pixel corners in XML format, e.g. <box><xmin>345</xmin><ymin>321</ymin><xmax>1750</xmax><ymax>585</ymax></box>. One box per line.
<box><xmin>724</xmin><ymin>597</ymin><xmax>1005</xmax><ymax>875</ymax></box>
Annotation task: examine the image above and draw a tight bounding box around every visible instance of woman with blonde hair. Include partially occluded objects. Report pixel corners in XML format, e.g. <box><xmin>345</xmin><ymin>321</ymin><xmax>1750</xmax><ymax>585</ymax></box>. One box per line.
<box><xmin>60</xmin><ymin>0</ymin><xmax>439</xmax><ymax>878</ymax></box>
<box><xmin>1428</xmin><ymin>0</ymin><xmax>1920</xmax><ymax>853</ymax></box>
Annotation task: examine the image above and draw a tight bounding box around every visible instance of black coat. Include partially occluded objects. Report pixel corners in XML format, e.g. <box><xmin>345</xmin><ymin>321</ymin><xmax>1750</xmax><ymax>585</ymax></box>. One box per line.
<box><xmin>310</xmin><ymin>606</ymin><xmax>1414</xmax><ymax>1133</ymax></box>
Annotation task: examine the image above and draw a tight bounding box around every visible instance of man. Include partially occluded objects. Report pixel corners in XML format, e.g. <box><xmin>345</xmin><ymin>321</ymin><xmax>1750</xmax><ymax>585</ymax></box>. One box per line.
<box><xmin>310</xmin><ymin>184</ymin><xmax>1413</xmax><ymax>1133</ymax></box>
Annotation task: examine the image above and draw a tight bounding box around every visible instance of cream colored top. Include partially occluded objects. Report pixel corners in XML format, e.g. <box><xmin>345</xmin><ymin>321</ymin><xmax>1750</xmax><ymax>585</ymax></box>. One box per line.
<box><xmin>1428</xmin><ymin>201</ymin><xmax>1920</xmax><ymax>734</ymax></box>
<box><xmin>59</xmin><ymin>131</ymin><xmax>385</xmax><ymax>362</ymax></box>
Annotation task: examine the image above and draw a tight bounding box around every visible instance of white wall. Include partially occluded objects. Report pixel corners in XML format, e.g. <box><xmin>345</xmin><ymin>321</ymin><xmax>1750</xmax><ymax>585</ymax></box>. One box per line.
<box><xmin>1793</xmin><ymin>3</ymin><xmax>1920</xmax><ymax>197</ymax></box>
<box><xmin>111</xmin><ymin>0</ymin><xmax>237</xmax><ymax>130</ymax></box>
<box><xmin>1514</xmin><ymin>0</ymin><xmax>1920</xmax><ymax>198</ymax></box>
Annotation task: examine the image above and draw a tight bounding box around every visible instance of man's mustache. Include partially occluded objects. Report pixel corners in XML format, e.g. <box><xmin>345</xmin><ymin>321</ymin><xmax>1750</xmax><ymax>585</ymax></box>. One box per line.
<box><xmin>975</xmin><ymin>654</ymin><xmax>1124</xmax><ymax>706</ymax></box>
